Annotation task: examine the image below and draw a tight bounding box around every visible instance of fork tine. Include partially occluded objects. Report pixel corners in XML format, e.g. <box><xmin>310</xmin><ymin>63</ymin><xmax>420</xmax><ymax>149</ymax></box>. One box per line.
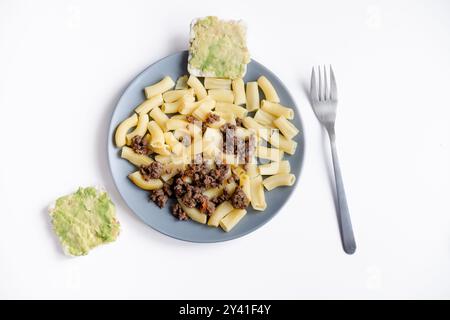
<box><xmin>318</xmin><ymin>66</ymin><xmax>322</xmax><ymax>101</ymax></box>
<box><xmin>310</xmin><ymin>67</ymin><xmax>318</xmax><ymax>102</ymax></box>
<box><xmin>324</xmin><ymin>64</ymin><xmax>328</xmax><ymax>100</ymax></box>
<box><xmin>330</xmin><ymin>65</ymin><xmax>338</xmax><ymax>101</ymax></box>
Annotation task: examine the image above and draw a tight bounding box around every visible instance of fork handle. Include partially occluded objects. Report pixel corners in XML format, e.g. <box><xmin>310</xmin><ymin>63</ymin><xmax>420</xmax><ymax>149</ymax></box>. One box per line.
<box><xmin>328</xmin><ymin>129</ymin><xmax>357</xmax><ymax>254</ymax></box>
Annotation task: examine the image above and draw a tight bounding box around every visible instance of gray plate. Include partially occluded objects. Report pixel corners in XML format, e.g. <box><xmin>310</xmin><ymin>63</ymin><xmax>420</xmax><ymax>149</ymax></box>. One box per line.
<box><xmin>108</xmin><ymin>51</ymin><xmax>305</xmax><ymax>242</ymax></box>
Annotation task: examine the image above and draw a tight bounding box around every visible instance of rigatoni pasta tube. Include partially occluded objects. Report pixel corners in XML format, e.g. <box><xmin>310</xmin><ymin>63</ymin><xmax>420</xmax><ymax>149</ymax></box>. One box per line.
<box><xmin>256</xmin><ymin>145</ymin><xmax>284</xmax><ymax>162</ymax></box>
<box><xmin>147</xmin><ymin>121</ymin><xmax>164</xmax><ymax>148</ymax></box>
<box><xmin>204</xmin><ymin>78</ymin><xmax>231</xmax><ymax>90</ymax></box>
<box><xmin>208</xmin><ymin>89</ymin><xmax>234</xmax><ymax>103</ymax></box>
<box><xmin>215</xmin><ymin>102</ymin><xmax>248</xmax><ymax>119</ymax></box>
<box><xmin>178</xmin><ymin>200</ymin><xmax>207</xmax><ymax>224</ymax></box>
<box><xmin>162</xmin><ymin>88</ymin><xmax>193</xmax><ymax>103</ymax></box>
<box><xmin>269</xmin><ymin>130</ymin><xmax>297</xmax><ymax>155</ymax></box>
<box><xmin>121</xmin><ymin>146</ymin><xmax>153</xmax><ymax>167</ymax></box>
<box><xmin>250</xmin><ymin>175</ymin><xmax>266</xmax><ymax>211</ymax></box>
<box><xmin>149</xmin><ymin>107</ymin><xmax>169</xmax><ymax>131</ymax></box>
<box><xmin>203</xmin><ymin>187</ymin><xmax>223</xmax><ymax>200</ymax></box>
<box><xmin>246</xmin><ymin>163</ymin><xmax>259</xmax><ymax>178</ymax></box>
<box><xmin>239</xmin><ymin>174</ymin><xmax>251</xmax><ymax>201</ymax></box>
<box><xmin>164</xmin><ymin>132</ymin><xmax>184</xmax><ymax>156</ymax></box>
<box><xmin>175</xmin><ymin>75</ymin><xmax>188</xmax><ymax>89</ymax></box>
<box><xmin>263</xmin><ymin>173</ymin><xmax>296</xmax><ymax>191</ymax></box>
<box><xmin>166</xmin><ymin>118</ymin><xmax>189</xmax><ymax>131</ymax></box>
<box><xmin>246</xmin><ymin>81</ymin><xmax>259</xmax><ymax>111</ymax></box>
<box><xmin>115</xmin><ymin>113</ymin><xmax>138</xmax><ymax>147</ymax></box>
<box><xmin>192</xmin><ymin>98</ymin><xmax>216</xmax><ymax>121</ymax></box>
<box><xmin>261</xmin><ymin>100</ymin><xmax>294</xmax><ymax>120</ymax></box>
<box><xmin>254</xmin><ymin>109</ymin><xmax>276</xmax><ymax>127</ymax></box>
<box><xmin>257</xmin><ymin>76</ymin><xmax>280</xmax><ymax>103</ymax></box>
<box><xmin>219</xmin><ymin>209</ymin><xmax>247</xmax><ymax>232</ymax></box>
<box><xmin>258</xmin><ymin>160</ymin><xmax>291</xmax><ymax>175</ymax></box>
<box><xmin>128</xmin><ymin>171</ymin><xmax>163</xmax><ymax>190</ymax></box>
<box><xmin>144</xmin><ymin>76</ymin><xmax>175</xmax><ymax>99</ymax></box>
<box><xmin>125</xmin><ymin>113</ymin><xmax>149</xmax><ymax>145</ymax></box>
<box><xmin>208</xmin><ymin>201</ymin><xmax>234</xmax><ymax>227</ymax></box>
<box><xmin>242</xmin><ymin>117</ymin><xmax>271</xmax><ymax>141</ymax></box>
<box><xmin>273</xmin><ymin>116</ymin><xmax>299</xmax><ymax>140</ymax></box>
<box><xmin>135</xmin><ymin>94</ymin><xmax>163</xmax><ymax>114</ymax></box>
<box><xmin>232</xmin><ymin>78</ymin><xmax>246</xmax><ymax>105</ymax></box>
<box><xmin>187</xmin><ymin>75</ymin><xmax>207</xmax><ymax>100</ymax></box>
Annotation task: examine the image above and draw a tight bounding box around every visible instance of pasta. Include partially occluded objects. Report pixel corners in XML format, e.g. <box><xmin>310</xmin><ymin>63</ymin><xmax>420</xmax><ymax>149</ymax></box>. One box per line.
<box><xmin>246</xmin><ymin>163</ymin><xmax>259</xmax><ymax>178</ymax></box>
<box><xmin>242</xmin><ymin>116</ymin><xmax>271</xmax><ymax>141</ymax></box>
<box><xmin>269</xmin><ymin>130</ymin><xmax>297</xmax><ymax>155</ymax></box>
<box><xmin>115</xmin><ymin>113</ymin><xmax>138</xmax><ymax>147</ymax></box>
<box><xmin>126</xmin><ymin>113</ymin><xmax>149</xmax><ymax>145</ymax></box>
<box><xmin>246</xmin><ymin>81</ymin><xmax>259</xmax><ymax>111</ymax></box>
<box><xmin>134</xmin><ymin>94</ymin><xmax>163</xmax><ymax>114</ymax></box>
<box><xmin>219</xmin><ymin>209</ymin><xmax>247</xmax><ymax>232</ymax></box>
<box><xmin>147</xmin><ymin>121</ymin><xmax>164</xmax><ymax>148</ymax></box>
<box><xmin>114</xmin><ymin>72</ymin><xmax>300</xmax><ymax>232</ymax></box>
<box><xmin>149</xmin><ymin>107</ymin><xmax>169</xmax><ymax>131</ymax></box>
<box><xmin>187</xmin><ymin>75</ymin><xmax>207</xmax><ymax>100</ymax></box>
<box><xmin>208</xmin><ymin>201</ymin><xmax>234</xmax><ymax>227</ymax></box>
<box><xmin>261</xmin><ymin>100</ymin><xmax>294</xmax><ymax>120</ymax></box>
<box><xmin>262</xmin><ymin>173</ymin><xmax>296</xmax><ymax>191</ymax></box>
<box><xmin>208</xmin><ymin>89</ymin><xmax>234</xmax><ymax>103</ymax></box>
<box><xmin>250</xmin><ymin>175</ymin><xmax>266</xmax><ymax>211</ymax></box>
<box><xmin>273</xmin><ymin>116</ymin><xmax>299</xmax><ymax>140</ymax></box>
<box><xmin>162</xmin><ymin>88</ymin><xmax>194</xmax><ymax>103</ymax></box>
<box><xmin>166</xmin><ymin>118</ymin><xmax>189</xmax><ymax>131</ymax></box>
<box><xmin>258</xmin><ymin>160</ymin><xmax>291</xmax><ymax>175</ymax></box>
<box><xmin>144</xmin><ymin>76</ymin><xmax>175</xmax><ymax>99</ymax></box>
<box><xmin>128</xmin><ymin>171</ymin><xmax>163</xmax><ymax>190</ymax></box>
<box><xmin>256</xmin><ymin>145</ymin><xmax>284</xmax><ymax>162</ymax></box>
<box><xmin>257</xmin><ymin>76</ymin><xmax>280</xmax><ymax>103</ymax></box>
<box><xmin>254</xmin><ymin>109</ymin><xmax>276</xmax><ymax>127</ymax></box>
<box><xmin>192</xmin><ymin>98</ymin><xmax>216</xmax><ymax>121</ymax></box>
<box><xmin>175</xmin><ymin>75</ymin><xmax>189</xmax><ymax>89</ymax></box>
<box><xmin>232</xmin><ymin>78</ymin><xmax>246</xmax><ymax>105</ymax></box>
<box><xmin>204</xmin><ymin>78</ymin><xmax>231</xmax><ymax>90</ymax></box>
<box><xmin>239</xmin><ymin>174</ymin><xmax>251</xmax><ymax>201</ymax></box>
<box><xmin>121</xmin><ymin>146</ymin><xmax>153</xmax><ymax>167</ymax></box>
<box><xmin>164</xmin><ymin>132</ymin><xmax>184</xmax><ymax>156</ymax></box>
<box><xmin>215</xmin><ymin>102</ymin><xmax>248</xmax><ymax>119</ymax></box>
<box><xmin>203</xmin><ymin>187</ymin><xmax>223</xmax><ymax>200</ymax></box>
<box><xmin>178</xmin><ymin>200</ymin><xmax>207</xmax><ymax>224</ymax></box>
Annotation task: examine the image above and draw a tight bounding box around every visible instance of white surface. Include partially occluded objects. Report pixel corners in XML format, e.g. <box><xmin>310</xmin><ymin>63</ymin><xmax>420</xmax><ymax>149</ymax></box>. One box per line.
<box><xmin>1</xmin><ymin>0</ymin><xmax>449</xmax><ymax>300</ymax></box>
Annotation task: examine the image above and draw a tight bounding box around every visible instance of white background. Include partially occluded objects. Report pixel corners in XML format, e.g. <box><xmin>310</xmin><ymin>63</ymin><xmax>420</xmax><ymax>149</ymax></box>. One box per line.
<box><xmin>1</xmin><ymin>0</ymin><xmax>449</xmax><ymax>299</ymax></box>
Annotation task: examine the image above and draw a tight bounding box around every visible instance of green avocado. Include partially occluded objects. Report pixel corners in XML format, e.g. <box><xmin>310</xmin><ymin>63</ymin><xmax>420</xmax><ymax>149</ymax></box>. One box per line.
<box><xmin>189</xmin><ymin>16</ymin><xmax>250</xmax><ymax>79</ymax></box>
<box><xmin>49</xmin><ymin>187</ymin><xmax>120</xmax><ymax>256</ymax></box>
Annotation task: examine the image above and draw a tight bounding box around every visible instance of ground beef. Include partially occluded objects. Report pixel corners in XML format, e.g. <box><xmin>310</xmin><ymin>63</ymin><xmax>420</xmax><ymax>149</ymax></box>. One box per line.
<box><xmin>149</xmin><ymin>189</ymin><xmax>168</xmax><ymax>208</ymax></box>
<box><xmin>210</xmin><ymin>164</ymin><xmax>230</xmax><ymax>185</ymax></box>
<box><xmin>172</xmin><ymin>203</ymin><xmax>188</xmax><ymax>220</ymax></box>
<box><xmin>211</xmin><ymin>189</ymin><xmax>230</xmax><ymax>205</ymax></box>
<box><xmin>235</xmin><ymin>117</ymin><xmax>243</xmax><ymax>127</ymax></box>
<box><xmin>162</xmin><ymin>183</ymin><xmax>173</xmax><ymax>197</ymax></box>
<box><xmin>221</xmin><ymin>123</ymin><xmax>237</xmax><ymax>154</ymax></box>
<box><xmin>205</xmin><ymin>113</ymin><xmax>220</xmax><ymax>124</ymax></box>
<box><xmin>140</xmin><ymin>162</ymin><xmax>163</xmax><ymax>180</ymax></box>
<box><xmin>130</xmin><ymin>135</ymin><xmax>149</xmax><ymax>155</ymax></box>
<box><xmin>230</xmin><ymin>187</ymin><xmax>250</xmax><ymax>209</ymax></box>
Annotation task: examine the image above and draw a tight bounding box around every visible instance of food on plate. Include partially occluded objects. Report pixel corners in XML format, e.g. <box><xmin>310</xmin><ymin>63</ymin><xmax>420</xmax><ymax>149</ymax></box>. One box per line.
<box><xmin>113</xmin><ymin>17</ymin><xmax>300</xmax><ymax>232</ymax></box>
<box><xmin>188</xmin><ymin>16</ymin><xmax>250</xmax><ymax>79</ymax></box>
<box><xmin>49</xmin><ymin>187</ymin><xmax>120</xmax><ymax>256</ymax></box>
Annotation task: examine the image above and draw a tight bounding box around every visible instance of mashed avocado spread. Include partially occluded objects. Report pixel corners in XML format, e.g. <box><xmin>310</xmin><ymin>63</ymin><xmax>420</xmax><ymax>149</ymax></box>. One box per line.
<box><xmin>188</xmin><ymin>16</ymin><xmax>250</xmax><ymax>79</ymax></box>
<box><xmin>49</xmin><ymin>187</ymin><xmax>120</xmax><ymax>256</ymax></box>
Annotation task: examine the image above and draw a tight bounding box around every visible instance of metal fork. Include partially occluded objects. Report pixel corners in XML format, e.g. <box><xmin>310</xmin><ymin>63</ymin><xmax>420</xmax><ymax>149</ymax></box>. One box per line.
<box><xmin>310</xmin><ymin>65</ymin><xmax>356</xmax><ymax>254</ymax></box>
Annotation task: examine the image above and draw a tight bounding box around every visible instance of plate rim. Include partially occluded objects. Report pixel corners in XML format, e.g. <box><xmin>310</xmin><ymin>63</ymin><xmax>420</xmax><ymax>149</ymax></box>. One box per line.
<box><xmin>107</xmin><ymin>50</ymin><xmax>306</xmax><ymax>243</ymax></box>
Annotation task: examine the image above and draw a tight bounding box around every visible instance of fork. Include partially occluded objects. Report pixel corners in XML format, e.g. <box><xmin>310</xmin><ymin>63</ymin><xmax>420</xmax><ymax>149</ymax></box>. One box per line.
<box><xmin>310</xmin><ymin>65</ymin><xmax>356</xmax><ymax>254</ymax></box>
